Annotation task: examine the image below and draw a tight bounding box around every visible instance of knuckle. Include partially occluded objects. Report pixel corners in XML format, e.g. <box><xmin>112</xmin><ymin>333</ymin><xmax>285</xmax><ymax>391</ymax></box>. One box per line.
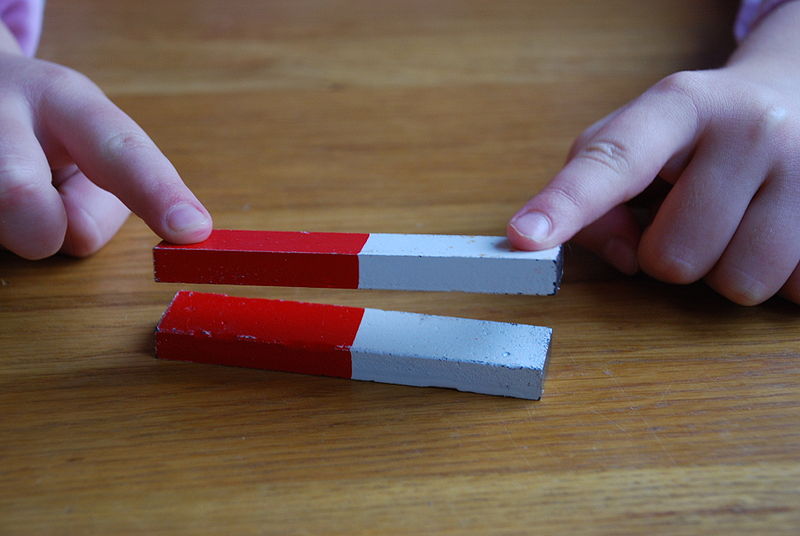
<box><xmin>639</xmin><ymin>240</ymin><xmax>704</xmax><ymax>285</ymax></box>
<box><xmin>38</xmin><ymin>61</ymin><xmax>96</xmax><ymax>96</ymax></box>
<box><xmin>567</xmin><ymin>136</ymin><xmax>584</xmax><ymax>160</ymax></box>
<box><xmin>101</xmin><ymin>130</ymin><xmax>154</xmax><ymax>159</ymax></box>
<box><xmin>707</xmin><ymin>265</ymin><xmax>772</xmax><ymax>306</ymax></box>
<box><xmin>650</xmin><ymin>70</ymin><xmax>706</xmax><ymax>121</ymax></box>
<box><xmin>652</xmin><ymin>70</ymin><xmax>705</xmax><ymax>102</ymax></box>
<box><xmin>542</xmin><ymin>183</ymin><xmax>587</xmax><ymax>214</ymax></box>
<box><xmin>740</xmin><ymin>87</ymin><xmax>792</xmax><ymax>143</ymax></box>
<box><xmin>0</xmin><ymin>163</ymin><xmax>46</xmax><ymax>207</ymax></box>
<box><xmin>644</xmin><ymin>253</ymin><xmax>702</xmax><ymax>285</ymax></box>
<box><xmin>575</xmin><ymin>138</ymin><xmax>634</xmax><ymax>176</ymax></box>
<box><xmin>570</xmin><ymin>129</ymin><xmax>595</xmax><ymax>158</ymax></box>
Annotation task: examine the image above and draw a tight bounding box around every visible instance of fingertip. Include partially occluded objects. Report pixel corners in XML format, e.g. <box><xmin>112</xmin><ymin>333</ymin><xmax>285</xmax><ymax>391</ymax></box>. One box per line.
<box><xmin>61</xmin><ymin>202</ymin><xmax>130</xmax><ymax>258</ymax></box>
<box><xmin>0</xmin><ymin>184</ymin><xmax>67</xmax><ymax>260</ymax></box>
<box><xmin>603</xmin><ymin>237</ymin><xmax>639</xmax><ymax>275</ymax></box>
<box><xmin>571</xmin><ymin>204</ymin><xmax>642</xmax><ymax>276</ymax></box>
<box><xmin>163</xmin><ymin>202</ymin><xmax>213</xmax><ymax>244</ymax></box>
<box><xmin>6</xmin><ymin>227</ymin><xmax>65</xmax><ymax>260</ymax></box>
<box><xmin>507</xmin><ymin>211</ymin><xmax>555</xmax><ymax>250</ymax></box>
<box><xmin>779</xmin><ymin>265</ymin><xmax>800</xmax><ymax>305</ymax></box>
<box><xmin>60</xmin><ymin>212</ymin><xmax>103</xmax><ymax>258</ymax></box>
<box><xmin>13</xmin><ymin>239</ymin><xmax>64</xmax><ymax>261</ymax></box>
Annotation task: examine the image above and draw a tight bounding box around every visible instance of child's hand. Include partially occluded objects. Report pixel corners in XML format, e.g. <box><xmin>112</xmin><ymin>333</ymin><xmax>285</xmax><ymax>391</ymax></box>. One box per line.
<box><xmin>0</xmin><ymin>28</ymin><xmax>211</xmax><ymax>260</ymax></box>
<box><xmin>508</xmin><ymin>2</ymin><xmax>800</xmax><ymax>305</ymax></box>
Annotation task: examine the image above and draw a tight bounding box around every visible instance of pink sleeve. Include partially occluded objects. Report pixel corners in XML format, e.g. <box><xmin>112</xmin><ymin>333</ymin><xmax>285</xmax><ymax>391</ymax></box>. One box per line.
<box><xmin>0</xmin><ymin>0</ymin><xmax>44</xmax><ymax>56</ymax></box>
<box><xmin>735</xmin><ymin>0</ymin><xmax>797</xmax><ymax>41</ymax></box>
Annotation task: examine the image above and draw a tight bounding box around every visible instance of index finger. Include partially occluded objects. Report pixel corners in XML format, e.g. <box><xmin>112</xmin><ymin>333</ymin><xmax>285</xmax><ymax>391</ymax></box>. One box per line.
<box><xmin>508</xmin><ymin>72</ymin><xmax>705</xmax><ymax>250</ymax></box>
<box><xmin>40</xmin><ymin>72</ymin><xmax>212</xmax><ymax>244</ymax></box>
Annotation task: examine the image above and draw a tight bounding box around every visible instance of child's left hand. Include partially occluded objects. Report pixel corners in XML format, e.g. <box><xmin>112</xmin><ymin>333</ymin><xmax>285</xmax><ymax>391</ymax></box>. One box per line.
<box><xmin>507</xmin><ymin>2</ymin><xmax>800</xmax><ymax>306</ymax></box>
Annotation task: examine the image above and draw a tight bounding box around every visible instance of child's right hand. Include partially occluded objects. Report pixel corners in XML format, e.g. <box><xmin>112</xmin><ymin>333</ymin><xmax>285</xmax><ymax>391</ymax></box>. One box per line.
<box><xmin>0</xmin><ymin>26</ymin><xmax>212</xmax><ymax>260</ymax></box>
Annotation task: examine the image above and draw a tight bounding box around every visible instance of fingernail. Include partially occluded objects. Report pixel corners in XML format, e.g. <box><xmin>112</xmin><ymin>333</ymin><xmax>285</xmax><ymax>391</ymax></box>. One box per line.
<box><xmin>510</xmin><ymin>211</ymin><xmax>551</xmax><ymax>244</ymax></box>
<box><xmin>166</xmin><ymin>203</ymin><xmax>210</xmax><ymax>235</ymax></box>
<box><xmin>603</xmin><ymin>237</ymin><xmax>638</xmax><ymax>275</ymax></box>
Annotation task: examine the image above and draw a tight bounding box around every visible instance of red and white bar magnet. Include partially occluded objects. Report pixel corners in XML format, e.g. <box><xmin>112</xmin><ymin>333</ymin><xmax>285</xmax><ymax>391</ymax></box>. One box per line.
<box><xmin>156</xmin><ymin>291</ymin><xmax>552</xmax><ymax>399</ymax></box>
<box><xmin>153</xmin><ymin>229</ymin><xmax>562</xmax><ymax>295</ymax></box>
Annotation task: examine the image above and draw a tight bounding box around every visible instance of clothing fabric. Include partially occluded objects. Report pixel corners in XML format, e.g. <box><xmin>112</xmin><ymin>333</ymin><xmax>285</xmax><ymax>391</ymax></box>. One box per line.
<box><xmin>0</xmin><ymin>0</ymin><xmax>796</xmax><ymax>57</ymax></box>
<box><xmin>735</xmin><ymin>0</ymin><xmax>796</xmax><ymax>40</ymax></box>
<box><xmin>0</xmin><ymin>0</ymin><xmax>44</xmax><ymax>56</ymax></box>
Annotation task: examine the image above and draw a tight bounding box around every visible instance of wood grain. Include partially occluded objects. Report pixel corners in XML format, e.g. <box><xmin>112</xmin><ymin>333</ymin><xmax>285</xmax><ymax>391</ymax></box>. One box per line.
<box><xmin>2</xmin><ymin>1</ymin><xmax>798</xmax><ymax>534</ymax></box>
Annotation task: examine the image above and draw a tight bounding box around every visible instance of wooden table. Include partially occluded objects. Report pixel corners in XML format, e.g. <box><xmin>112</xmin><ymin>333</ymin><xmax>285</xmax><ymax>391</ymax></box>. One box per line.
<box><xmin>2</xmin><ymin>1</ymin><xmax>798</xmax><ymax>533</ymax></box>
